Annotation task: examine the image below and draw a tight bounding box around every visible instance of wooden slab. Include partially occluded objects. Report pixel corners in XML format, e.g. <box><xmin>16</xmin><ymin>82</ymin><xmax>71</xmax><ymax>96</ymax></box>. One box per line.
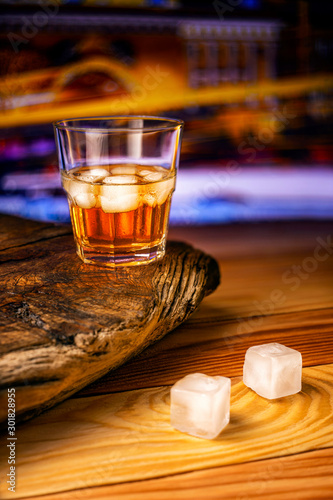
<box><xmin>32</xmin><ymin>447</ymin><xmax>333</xmax><ymax>500</ymax></box>
<box><xmin>77</xmin><ymin>223</ymin><xmax>333</xmax><ymax>395</ymax></box>
<box><xmin>0</xmin><ymin>215</ymin><xmax>220</xmax><ymax>425</ymax></box>
<box><xmin>0</xmin><ymin>364</ymin><xmax>332</xmax><ymax>499</ymax></box>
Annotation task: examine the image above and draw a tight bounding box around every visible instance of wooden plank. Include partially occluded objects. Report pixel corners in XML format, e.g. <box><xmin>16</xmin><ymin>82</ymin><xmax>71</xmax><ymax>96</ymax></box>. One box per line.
<box><xmin>0</xmin><ymin>215</ymin><xmax>219</xmax><ymax>425</ymax></box>
<box><xmin>0</xmin><ymin>215</ymin><xmax>71</xmax><ymax>250</ymax></box>
<box><xmin>78</xmin><ymin>307</ymin><xmax>333</xmax><ymax>395</ymax></box>
<box><xmin>1</xmin><ymin>364</ymin><xmax>332</xmax><ymax>499</ymax></box>
<box><xmin>23</xmin><ymin>447</ymin><xmax>333</xmax><ymax>500</ymax></box>
<box><xmin>168</xmin><ymin>221</ymin><xmax>333</xmax><ymax>260</ymax></box>
<box><xmin>79</xmin><ymin>231</ymin><xmax>333</xmax><ymax>395</ymax></box>
<box><xmin>190</xmin><ymin>252</ymin><xmax>333</xmax><ymax>320</ymax></box>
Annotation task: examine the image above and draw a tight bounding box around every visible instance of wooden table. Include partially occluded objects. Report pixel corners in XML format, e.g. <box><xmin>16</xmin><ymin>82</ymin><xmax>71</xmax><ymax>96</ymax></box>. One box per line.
<box><xmin>1</xmin><ymin>220</ymin><xmax>333</xmax><ymax>499</ymax></box>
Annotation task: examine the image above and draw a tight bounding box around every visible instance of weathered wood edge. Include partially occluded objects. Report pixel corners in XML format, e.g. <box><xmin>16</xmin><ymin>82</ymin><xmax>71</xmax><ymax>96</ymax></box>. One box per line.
<box><xmin>0</xmin><ymin>216</ymin><xmax>220</xmax><ymax>426</ymax></box>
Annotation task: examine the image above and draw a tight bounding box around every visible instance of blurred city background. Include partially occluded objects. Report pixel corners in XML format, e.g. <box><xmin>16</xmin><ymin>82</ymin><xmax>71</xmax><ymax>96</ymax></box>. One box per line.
<box><xmin>0</xmin><ymin>0</ymin><xmax>332</xmax><ymax>224</ymax></box>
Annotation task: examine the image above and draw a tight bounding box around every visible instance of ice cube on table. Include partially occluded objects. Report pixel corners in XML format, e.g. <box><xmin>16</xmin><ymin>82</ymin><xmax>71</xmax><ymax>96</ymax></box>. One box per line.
<box><xmin>170</xmin><ymin>373</ymin><xmax>231</xmax><ymax>440</ymax></box>
<box><xmin>243</xmin><ymin>343</ymin><xmax>302</xmax><ymax>399</ymax></box>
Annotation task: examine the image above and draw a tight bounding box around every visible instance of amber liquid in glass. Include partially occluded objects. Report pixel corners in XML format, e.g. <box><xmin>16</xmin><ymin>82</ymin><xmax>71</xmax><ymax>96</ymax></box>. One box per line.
<box><xmin>61</xmin><ymin>164</ymin><xmax>175</xmax><ymax>265</ymax></box>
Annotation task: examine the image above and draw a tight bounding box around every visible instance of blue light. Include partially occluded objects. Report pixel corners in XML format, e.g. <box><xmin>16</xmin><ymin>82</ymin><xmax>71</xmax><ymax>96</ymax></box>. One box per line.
<box><xmin>242</xmin><ymin>0</ymin><xmax>261</xmax><ymax>9</ymax></box>
<box><xmin>147</xmin><ymin>0</ymin><xmax>168</xmax><ymax>6</ymax></box>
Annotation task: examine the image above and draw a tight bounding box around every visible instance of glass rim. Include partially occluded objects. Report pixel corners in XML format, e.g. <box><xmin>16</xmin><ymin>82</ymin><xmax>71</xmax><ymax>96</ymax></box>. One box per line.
<box><xmin>53</xmin><ymin>115</ymin><xmax>184</xmax><ymax>133</ymax></box>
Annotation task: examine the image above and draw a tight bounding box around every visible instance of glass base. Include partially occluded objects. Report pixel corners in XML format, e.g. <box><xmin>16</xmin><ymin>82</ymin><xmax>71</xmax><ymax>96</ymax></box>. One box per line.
<box><xmin>76</xmin><ymin>240</ymin><xmax>166</xmax><ymax>267</ymax></box>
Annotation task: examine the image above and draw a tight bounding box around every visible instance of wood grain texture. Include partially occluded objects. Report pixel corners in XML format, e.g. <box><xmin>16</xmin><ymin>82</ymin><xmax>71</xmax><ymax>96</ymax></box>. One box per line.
<box><xmin>21</xmin><ymin>447</ymin><xmax>333</xmax><ymax>500</ymax></box>
<box><xmin>0</xmin><ymin>215</ymin><xmax>219</xmax><ymax>425</ymax></box>
<box><xmin>78</xmin><ymin>307</ymin><xmax>333</xmax><ymax>396</ymax></box>
<box><xmin>168</xmin><ymin>221</ymin><xmax>333</xmax><ymax>259</ymax></box>
<box><xmin>0</xmin><ymin>364</ymin><xmax>332</xmax><ymax>499</ymax></box>
<box><xmin>78</xmin><ymin>225</ymin><xmax>333</xmax><ymax>395</ymax></box>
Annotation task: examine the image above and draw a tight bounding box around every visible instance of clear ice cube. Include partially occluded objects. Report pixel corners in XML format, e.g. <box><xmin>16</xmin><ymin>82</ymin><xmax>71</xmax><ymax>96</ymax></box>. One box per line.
<box><xmin>139</xmin><ymin>169</ymin><xmax>153</xmax><ymax>177</ymax></box>
<box><xmin>63</xmin><ymin>177</ymin><xmax>97</xmax><ymax>209</ymax></box>
<box><xmin>103</xmin><ymin>175</ymin><xmax>138</xmax><ymax>185</ymax></box>
<box><xmin>81</xmin><ymin>168</ymin><xmax>109</xmax><ymax>182</ymax></box>
<box><xmin>243</xmin><ymin>343</ymin><xmax>302</xmax><ymax>399</ymax></box>
<box><xmin>157</xmin><ymin>177</ymin><xmax>175</xmax><ymax>204</ymax></box>
<box><xmin>78</xmin><ymin>175</ymin><xmax>98</xmax><ymax>183</ymax></box>
<box><xmin>74</xmin><ymin>193</ymin><xmax>97</xmax><ymax>209</ymax></box>
<box><xmin>142</xmin><ymin>171</ymin><xmax>164</xmax><ymax>182</ymax></box>
<box><xmin>143</xmin><ymin>177</ymin><xmax>175</xmax><ymax>207</ymax></box>
<box><xmin>100</xmin><ymin>182</ymin><xmax>139</xmax><ymax>213</ymax></box>
<box><xmin>111</xmin><ymin>166</ymin><xmax>137</xmax><ymax>175</ymax></box>
<box><xmin>170</xmin><ymin>373</ymin><xmax>231</xmax><ymax>439</ymax></box>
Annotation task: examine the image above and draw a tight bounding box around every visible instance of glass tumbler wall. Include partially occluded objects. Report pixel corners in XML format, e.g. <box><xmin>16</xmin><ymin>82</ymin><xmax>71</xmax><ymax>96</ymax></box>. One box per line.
<box><xmin>54</xmin><ymin>116</ymin><xmax>183</xmax><ymax>267</ymax></box>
